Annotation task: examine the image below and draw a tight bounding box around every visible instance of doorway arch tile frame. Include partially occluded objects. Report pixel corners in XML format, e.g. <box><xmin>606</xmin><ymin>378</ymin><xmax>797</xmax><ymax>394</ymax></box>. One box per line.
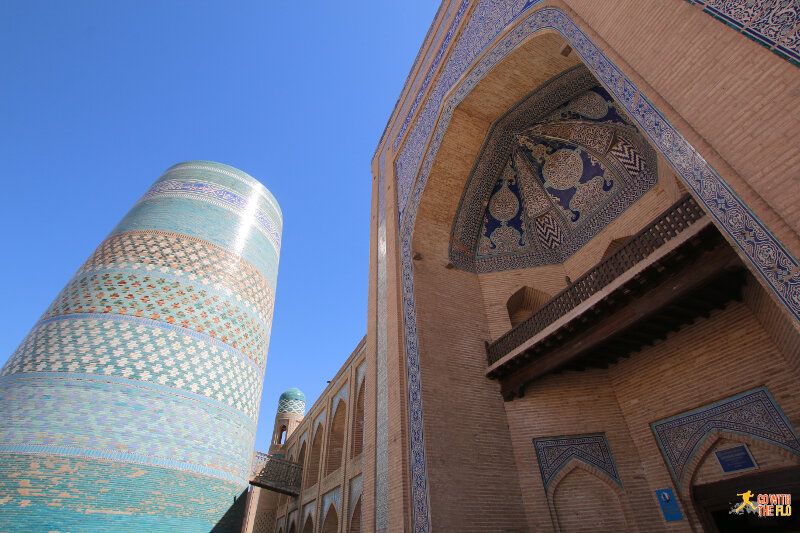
<box><xmin>377</xmin><ymin>3</ymin><xmax>800</xmax><ymax>532</ymax></box>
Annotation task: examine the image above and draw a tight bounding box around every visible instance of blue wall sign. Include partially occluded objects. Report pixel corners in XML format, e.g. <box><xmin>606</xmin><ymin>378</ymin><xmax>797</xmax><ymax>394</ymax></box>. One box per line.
<box><xmin>656</xmin><ymin>488</ymin><xmax>684</xmax><ymax>521</ymax></box>
<box><xmin>715</xmin><ymin>444</ymin><xmax>757</xmax><ymax>473</ymax></box>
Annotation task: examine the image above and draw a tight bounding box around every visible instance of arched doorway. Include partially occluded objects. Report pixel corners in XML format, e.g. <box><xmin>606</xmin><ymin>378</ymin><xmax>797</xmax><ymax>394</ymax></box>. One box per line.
<box><xmin>552</xmin><ymin>467</ymin><xmax>628</xmax><ymax>532</ymax></box>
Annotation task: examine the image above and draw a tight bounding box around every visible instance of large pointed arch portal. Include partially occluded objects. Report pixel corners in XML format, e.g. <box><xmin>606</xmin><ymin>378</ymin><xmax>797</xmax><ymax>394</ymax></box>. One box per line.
<box><xmin>374</xmin><ymin>3</ymin><xmax>800</xmax><ymax>532</ymax></box>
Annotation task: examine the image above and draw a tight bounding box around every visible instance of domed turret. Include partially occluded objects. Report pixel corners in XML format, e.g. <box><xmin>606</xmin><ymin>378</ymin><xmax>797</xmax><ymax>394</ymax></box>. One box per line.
<box><xmin>278</xmin><ymin>387</ymin><xmax>306</xmax><ymax>415</ymax></box>
<box><xmin>271</xmin><ymin>388</ymin><xmax>306</xmax><ymax>450</ymax></box>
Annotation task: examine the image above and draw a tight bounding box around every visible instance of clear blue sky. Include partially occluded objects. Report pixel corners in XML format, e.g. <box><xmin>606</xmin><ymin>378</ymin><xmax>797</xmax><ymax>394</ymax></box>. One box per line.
<box><xmin>0</xmin><ymin>1</ymin><xmax>438</xmax><ymax>449</ymax></box>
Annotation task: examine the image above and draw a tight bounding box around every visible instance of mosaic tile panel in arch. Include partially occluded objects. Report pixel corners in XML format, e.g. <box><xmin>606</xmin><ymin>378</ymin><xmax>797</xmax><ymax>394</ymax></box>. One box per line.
<box><xmin>0</xmin><ymin>161</ymin><xmax>281</xmax><ymax>532</ymax></box>
<box><xmin>450</xmin><ymin>73</ymin><xmax>658</xmax><ymax>272</ymax></box>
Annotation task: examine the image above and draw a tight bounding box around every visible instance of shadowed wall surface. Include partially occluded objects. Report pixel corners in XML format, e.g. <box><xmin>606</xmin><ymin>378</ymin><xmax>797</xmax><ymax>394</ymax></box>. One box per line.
<box><xmin>0</xmin><ymin>161</ymin><xmax>281</xmax><ymax>532</ymax></box>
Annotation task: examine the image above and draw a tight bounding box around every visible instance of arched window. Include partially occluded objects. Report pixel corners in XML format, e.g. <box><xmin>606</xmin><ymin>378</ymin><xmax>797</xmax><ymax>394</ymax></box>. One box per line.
<box><xmin>350</xmin><ymin>381</ymin><xmax>365</xmax><ymax>459</ymax></box>
<box><xmin>349</xmin><ymin>496</ymin><xmax>362</xmax><ymax>533</ymax></box>
<box><xmin>279</xmin><ymin>425</ymin><xmax>287</xmax><ymax>444</ymax></box>
<box><xmin>304</xmin><ymin>427</ymin><xmax>323</xmax><ymax>487</ymax></box>
<box><xmin>325</xmin><ymin>400</ymin><xmax>346</xmax><ymax>477</ymax></box>
<box><xmin>296</xmin><ymin>441</ymin><xmax>307</xmax><ymax>489</ymax></box>
<box><xmin>321</xmin><ymin>506</ymin><xmax>338</xmax><ymax>533</ymax></box>
<box><xmin>506</xmin><ymin>286</ymin><xmax>551</xmax><ymax>327</ymax></box>
<box><xmin>302</xmin><ymin>516</ymin><xmax>314</xmax><ymax>533</ymax></box>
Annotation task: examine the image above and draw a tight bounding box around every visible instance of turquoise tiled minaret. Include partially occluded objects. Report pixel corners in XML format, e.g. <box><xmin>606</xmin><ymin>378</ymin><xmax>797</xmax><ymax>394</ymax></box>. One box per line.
<box><xmin>0</xmin><ymin>161</ymin><xmax>282</xmax><ymax>532</ymax></box>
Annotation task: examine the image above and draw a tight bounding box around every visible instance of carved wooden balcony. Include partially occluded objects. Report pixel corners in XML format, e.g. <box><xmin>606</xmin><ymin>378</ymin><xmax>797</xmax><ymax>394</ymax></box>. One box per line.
<box><xmin>250</xmin><ymin>451</ymin><xmax>303</xmax><ymax>496</ymax></box>
<box><xmin>486</xmin><ymin>194</ymin><xmax>747</xmax><ymax>400</ymax></box>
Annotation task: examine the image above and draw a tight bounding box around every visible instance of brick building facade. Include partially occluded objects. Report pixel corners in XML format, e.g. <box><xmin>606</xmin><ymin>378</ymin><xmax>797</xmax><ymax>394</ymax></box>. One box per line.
<box><xmin>249</xmin><ymin>1</ymin><xmax>800</xmax><ymax>532</ymax></box>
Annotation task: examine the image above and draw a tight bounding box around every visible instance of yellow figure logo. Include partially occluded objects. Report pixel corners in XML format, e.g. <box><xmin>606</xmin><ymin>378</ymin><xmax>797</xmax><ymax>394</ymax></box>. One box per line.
<box><xmin>736</xmin><ymin>490</ymin><xmax>757</xmax><ymax>513</ymax></box>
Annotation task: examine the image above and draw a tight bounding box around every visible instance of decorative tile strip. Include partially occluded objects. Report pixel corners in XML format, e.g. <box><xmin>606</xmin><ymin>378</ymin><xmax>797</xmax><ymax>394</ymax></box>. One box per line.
<box><xmin>533</xmin><ymin>433</ymin><xmax>621</xmax><ymax>490</ymax></box>
<box><xmin>651</xmin><ymin>387</ymin><xmax>800</xmax><ymax>483</ymax></box>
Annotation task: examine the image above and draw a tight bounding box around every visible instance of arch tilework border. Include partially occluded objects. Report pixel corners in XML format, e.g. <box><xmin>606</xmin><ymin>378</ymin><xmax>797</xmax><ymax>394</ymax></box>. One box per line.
<box><xmin>651</xmin><ymin>386</ymin><xmax>800</xmax><ymax>484</ymax></box>
<box><xmin>302</xmin><ymin>500</ymin><xmax>315</xmax><ymax>527</ymax></box>
<box><xmin>685</xmin><ymin>0</ymin><xmax>800</xmax><ymax>67</ymax></box>
<box><xmin>349</xmin><ymin>474</ymin><xmax>363</xmax><ymax>519</ymax></box>
<box><xmin>322</xmin><ymin>486</ymin><xmax>341</xmax><ymax>523</ymax></box>
<box><xmin>332</xmin><ymin>383</ymin><xmax>348</xmax><ymax>409</ymax></box>
<box><xmin>288</xmin><ymin>509</ymin><xmax>299</xmax><ymax>532</ymax></box>
<box><xmin>313</xmin><ymin>411</ymin><xmax>326</xmax><ymax>439</ymax></box>
<box><xmin>533</xmin><ymin>433</ymin><xmax>621</xmax><ymax>490</ymax></box>
<box><xmin>382</xmin><ymin>3</ymin><xmax>800</xmax><ymax>532</ymax></box>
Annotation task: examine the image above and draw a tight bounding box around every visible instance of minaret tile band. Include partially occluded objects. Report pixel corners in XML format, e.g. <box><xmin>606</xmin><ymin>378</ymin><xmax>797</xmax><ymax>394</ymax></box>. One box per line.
<box><xmin>0</xmin><ymin>161</ymin><xmax>281</xmax><ymax>532</ymax></box>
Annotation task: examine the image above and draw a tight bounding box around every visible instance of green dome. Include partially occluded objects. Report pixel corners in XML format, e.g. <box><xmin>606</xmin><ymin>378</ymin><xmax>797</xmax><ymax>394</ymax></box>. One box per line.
<box><xmin>278</xmin><ymin>388</ymin><xmax>306</xmax><ymax>415</ymax></box>
<box><xmin>279</xmin><ymin>388</ymin><xmax>305</xmax><ymax>402</ymax></box>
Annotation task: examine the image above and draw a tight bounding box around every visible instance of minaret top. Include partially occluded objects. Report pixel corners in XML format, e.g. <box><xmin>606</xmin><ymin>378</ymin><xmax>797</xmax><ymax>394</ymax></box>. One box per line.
<box><xmin>278</xmin><ymin>388</ymin><xmax>306</xmax><ymax>415</ymax></box>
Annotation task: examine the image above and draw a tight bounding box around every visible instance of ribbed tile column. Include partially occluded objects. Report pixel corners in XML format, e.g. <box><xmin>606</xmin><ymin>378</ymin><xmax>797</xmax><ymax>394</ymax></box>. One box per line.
<box><xmin>0</xmin><ymin>161</ymin><xmax>281</xmax><ymax>532</ymax></box>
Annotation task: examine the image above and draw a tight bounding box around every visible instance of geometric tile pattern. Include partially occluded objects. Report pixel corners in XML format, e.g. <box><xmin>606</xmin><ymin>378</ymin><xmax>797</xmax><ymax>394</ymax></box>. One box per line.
<box><xmin>533</xmin><ymin>211</ymin><xmax>563</xmax><ymax>250</ymax></box>
<box><xmin>0</xmin><ymin>375</ymin><xmax>255</xmax><ymax>483</ymax></box>
<box><xmin>39</xmin><ymin>269</ymin><xmax>268</xmax><ymax>367</ymax></box>
<box><xmin>390</xmin><ymin>0</ymin><xmax>473</xmax><ymax>153</ymax></box>
<box><xmin>114</xmin><ymin>166</ymin><xmax>281</xmax><ymax>289</ymax></box>
<box><xmin>533</xmin><ymin>433</ymin><xmax>621</xmax><ymax>490</ymax></box>
<box><xmin>278</xmin><ymin>397</ymin><xmax>306</xmax><ymax>416</ymax></box>
<box><xmin>0</xmin><ymin>453</ymin><xmax>247</xmax><ymax>533</ymax></box>
<box><xmin>136</xmin><ymin>179</ymin><xmax>282</xmax><ymax>253</ymax></box>
<box><xmin>457</xmin><ymin>82</ymin><xmax>657</xmax><ymax>272</ymax></box>
<box><xmin>375</xmin><ymin>148</ymin><xmax>390</xmax><ymax>531</ymax></box>
<box><xmin>686</xmin><ymin>0</ymin><xmax>800</xmax><ymax>67</ymax></box>
<box><xmin>2</xmin><ymin>316</ymin><xmax>262</xmax><ymax>418</ymax></box>
<box><xmin>0</xmin><ymin>161</ymin><xmax>280</xmax><ymax>533</ymax></box>
<box><xmin>651</xmin><ymin>387</ymin><xmax>800</xmax><ymax>483</ymax></box>
<box><xmin>78</xmin><ymin>231</ymin><xmax>274</xmax><ymax>323</ymax></box>
<box><xmin>384</xmin><ymin>3</ymin><xmax>800</xmax><ymax>531</ymax></box>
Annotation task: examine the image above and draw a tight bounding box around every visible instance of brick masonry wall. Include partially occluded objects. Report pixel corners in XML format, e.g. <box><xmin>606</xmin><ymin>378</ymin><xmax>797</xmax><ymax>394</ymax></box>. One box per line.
<box><xmin>267</xmin><ymin>340</ymin><xmax>366</xmax><ymax>533</ymax></box>
<box><xmin>374</xmin><ymin>0</ymin><xmax>800</xmax><ymax>530</ymax></box>
<box><xmin>562</xmin><ymin>0</ymin><xmax>800</xmax><ymax>250</ymax></box>
<box><xmin>501</xmin><ymin>275</ymin><xmax>800</xmax><ymax>532</ymax></box>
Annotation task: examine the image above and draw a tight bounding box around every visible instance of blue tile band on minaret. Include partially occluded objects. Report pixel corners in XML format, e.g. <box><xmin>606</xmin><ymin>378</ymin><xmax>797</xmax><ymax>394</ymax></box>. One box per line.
<box><xmin>0</xmin><ymin>161</ymin><xmax>282</xmax><ymax>532</ymax></box>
